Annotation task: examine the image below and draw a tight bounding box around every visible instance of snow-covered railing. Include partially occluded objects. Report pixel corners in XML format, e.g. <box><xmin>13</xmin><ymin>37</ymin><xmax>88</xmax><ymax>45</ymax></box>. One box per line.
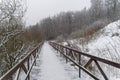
<box><xmin>0</xmin><ymin>42</ymin><xmax>43</xmax><ymax>80</ymax></box>
<box><xmin>50</xmin><ymin>42</ymin><xmax>120</xmax><ymax>80</ymax></box>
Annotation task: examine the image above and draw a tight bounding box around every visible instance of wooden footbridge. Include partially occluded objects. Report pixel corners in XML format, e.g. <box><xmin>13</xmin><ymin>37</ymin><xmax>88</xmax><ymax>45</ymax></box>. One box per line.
<box><xmin>0</xmin><ymin>42</ymin><xmax>120</xmax><ymax>80</ymax></box>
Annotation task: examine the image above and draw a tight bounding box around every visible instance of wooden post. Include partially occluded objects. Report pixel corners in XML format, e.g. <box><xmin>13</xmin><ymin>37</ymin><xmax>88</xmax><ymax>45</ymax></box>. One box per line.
<box><xmin>37</xmin><ymin>48</ymin><xmax>39</xmax><ymax>58</ymax></box>
<box><xmin>66</xmin><ymin>48</ymin><xmax>68</xmax><ymax>63</ymax></box>
<box><xmin>60</xmin><ymin>46</ymin><xmax>62</xmax><ymax>56</ymax></box>
<box><xmin>35</xmin><ymin>52</ymin><xmax>37</xmax><ymax>66</ymax></box>
<box><xmin>79</xmin><ymin>53</ymin><xmax>81</xmax><ymax>78</ymax></box>
<box><xmin>27</xmin><ymin>58</ymin><xmax>30</xmax><ymax>80</ymax></box>
<box><xmin>33</xmin><ymin>51</ymin><xmax>37</xmax><ymax>66</ymax></box>
<box><xmin>57</xmin><ymin>45</ymin><xmax>59</xmax><ymax>53</ymax></box>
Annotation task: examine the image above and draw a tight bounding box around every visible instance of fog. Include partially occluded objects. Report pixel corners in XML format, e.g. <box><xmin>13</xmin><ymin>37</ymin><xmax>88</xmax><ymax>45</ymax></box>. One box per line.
<box><xmin>25</xmin><ymin>0</ymin><xmax>91</xmax><ymax>26</ymax></box>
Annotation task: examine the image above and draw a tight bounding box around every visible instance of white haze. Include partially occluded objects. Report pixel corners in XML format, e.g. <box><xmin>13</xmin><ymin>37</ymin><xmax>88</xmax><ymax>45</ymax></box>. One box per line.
<box><xmin>25</xmin><ymin>0</ymin><xmax>91</xmax><ymax>26</ymax></box>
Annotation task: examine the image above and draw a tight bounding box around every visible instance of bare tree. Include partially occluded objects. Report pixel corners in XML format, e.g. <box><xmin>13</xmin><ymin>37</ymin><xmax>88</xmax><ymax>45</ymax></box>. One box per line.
<box><xmin>0</xmin><ymin>0</ymin><xmax>27</xmax><ymax>76</ymax></box>
<box><xmin>105</xmin><ymin>0</ymin><xmax>120</xmax><ymax>20</ymax></box>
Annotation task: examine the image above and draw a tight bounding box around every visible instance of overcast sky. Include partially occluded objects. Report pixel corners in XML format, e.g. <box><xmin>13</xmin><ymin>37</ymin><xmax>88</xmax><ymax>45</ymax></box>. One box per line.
<box><xmin>25</xmin><ymin>0</ymin><xmax>91</xmax><ymax>26</ymax></box>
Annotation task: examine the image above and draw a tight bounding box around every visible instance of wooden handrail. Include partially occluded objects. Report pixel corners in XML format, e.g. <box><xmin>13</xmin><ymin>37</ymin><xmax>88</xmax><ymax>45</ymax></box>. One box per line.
<box><xmin>49</xmin><ymin>42</ymin><xmax>120</xmax><ymax>80</ymax></box>
<box><xmin>0</xmin><ymin>42</ymin><xmax>43</xmax><ymax>80</ymax></box>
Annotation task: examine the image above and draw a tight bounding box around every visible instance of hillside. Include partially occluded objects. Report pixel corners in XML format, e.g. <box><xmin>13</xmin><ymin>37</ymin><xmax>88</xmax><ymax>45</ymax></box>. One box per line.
<box><xmin>59</xmin><ymin>20</ymin><xmax>120</xmax><ymax>80</ymax></box>
<box><xmin>87</xmin><ymin>20</ymin><xmax>120</xmax><ymax>61</ymax></box>
<box><xmin>87</xmin><ymin>20</ymin><xmax>120</xmax><ymax>80</ymax></box>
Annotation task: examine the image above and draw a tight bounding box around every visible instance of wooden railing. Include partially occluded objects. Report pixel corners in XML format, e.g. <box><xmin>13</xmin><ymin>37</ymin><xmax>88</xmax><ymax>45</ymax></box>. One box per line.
<box><xmin>49</xmin><ymin>42</ymin><xmax>120</xmax><ymax>80</ymax></box>
<box><xmin>0</xmin><ymin>42</ymin><xmax>43</xmax><ymax>80</ymax></box>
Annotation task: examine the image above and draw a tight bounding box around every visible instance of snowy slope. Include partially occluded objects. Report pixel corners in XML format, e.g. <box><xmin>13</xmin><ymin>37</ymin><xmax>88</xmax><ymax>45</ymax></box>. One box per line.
<box><xmin>87</xmin><ymin>20</ymin><xmax>120</xmax><ymax>80</ymax></box>
<box><xmin>60</xmin><ymin>20</ymin><xmax>120</xmax><ymax>80</ymax></box>
<box><xmin>87</xmin><ymin>20</ymin><xmax>120</xmax><ymax>61</ymax></box>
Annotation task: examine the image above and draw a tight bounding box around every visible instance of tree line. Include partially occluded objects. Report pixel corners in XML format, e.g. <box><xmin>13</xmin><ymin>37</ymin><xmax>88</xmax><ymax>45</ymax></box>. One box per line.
<box><xmin>37</xmin><ymin>0</ymin><xmax>120</xmax><ymax>40</ymax></box>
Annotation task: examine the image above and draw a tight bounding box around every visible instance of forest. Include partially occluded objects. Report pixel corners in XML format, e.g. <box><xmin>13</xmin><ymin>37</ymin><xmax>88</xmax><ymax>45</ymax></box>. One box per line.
<box><xmin>38</xmin><ymin>0</ymin><xmax>120</xmax><ymax>40</ymax></box>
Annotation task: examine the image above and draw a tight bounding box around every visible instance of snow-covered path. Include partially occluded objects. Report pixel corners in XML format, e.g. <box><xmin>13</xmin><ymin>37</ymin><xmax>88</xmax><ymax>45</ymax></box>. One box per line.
<box><xmin>30</xmin><ymin>42</ymin><xmax>82</xmax><ymax>80</ymax></box>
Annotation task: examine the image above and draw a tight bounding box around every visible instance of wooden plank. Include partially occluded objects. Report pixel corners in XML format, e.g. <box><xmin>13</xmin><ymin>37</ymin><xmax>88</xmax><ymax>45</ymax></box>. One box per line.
<box><xmin>94</xmin><ymin>60</ymin><xmax>108</xmax><ymax>80</ymax></box>
<box><xmin>84</xmin><ymin>58</ymin><xmax>93</xmax><ymax>68</ymax></box>
<box><xmin>13</xmin><ymin>68</ymin><xmax>21</xmax><ymax>80</ymax></box>
<box><xmin>66</xmin><ymin>48</ymin><xmax>68</xmax><ymax>63</ymax></box>
<box><xmin>79</xmin><ymin>53</ymin><xmax>81</xmax><ymax>78</ymax></box>
<box><xmin>25</xmin><ymin>53</ymin><xmax>38</xmax><ymax>80</ymax></box>
<box><xmin>21</xmin><ymin>64</ymin><xmax>28</xmax><ymax>74</ymax></box>
<box><xmin>27</xmin><ymin>58</ymin><xmax>30</xmax><ymax>80</ymax></box>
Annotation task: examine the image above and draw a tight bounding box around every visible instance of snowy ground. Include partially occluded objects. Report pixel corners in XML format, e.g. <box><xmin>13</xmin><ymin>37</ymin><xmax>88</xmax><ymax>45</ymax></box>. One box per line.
<box><xmin>60</xmin><ymin>20</ymin><xmax>120</xmax><ymax>80</ymax></box>
<box><xmin>30</xmin><ymin>42</ymin><xmax>93</xmax><ymax>80</ymax></box>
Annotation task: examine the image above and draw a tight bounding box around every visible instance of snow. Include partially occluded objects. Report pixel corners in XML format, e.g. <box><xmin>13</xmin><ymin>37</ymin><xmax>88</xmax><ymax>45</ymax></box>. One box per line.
<box><xmin>31</xmin><ymin>42</ymin><xmax>92</xmax><ymax>80</ymax></box>
<box><xmin>59</xmin><ymin>20</ymin><xmax>120</xmax><ymax>80</ymax></box>
<box><xmin>87</xmin><ymin>20</ymin><xmax>120</xmax><ymax>80</ymax></box>
<box><xmin>87</xmin><ymin>20</ymin><xmax>120</xmax><ymax>62</ymax></box>
<box><xmin>38</xmin><ymin>42</ymin><xmax>71</xmax><ymax>80</ymax></box>
<box><xmin>30</xmin><ymin>21</ymin><xmax>120</xmax><ymax>80</ymax></box>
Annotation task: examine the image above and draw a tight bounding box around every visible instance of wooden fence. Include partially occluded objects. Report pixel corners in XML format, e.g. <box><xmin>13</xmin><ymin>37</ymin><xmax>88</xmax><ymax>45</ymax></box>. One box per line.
<box><xmin>49</xmin><ymin>42</ymin><xmax>120</xmax><ymax>80</ymax></box>
<box><xmin>0</xmin><ymin>42</ymin><xmax>43</xmax><ymax>80</ymax></box>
